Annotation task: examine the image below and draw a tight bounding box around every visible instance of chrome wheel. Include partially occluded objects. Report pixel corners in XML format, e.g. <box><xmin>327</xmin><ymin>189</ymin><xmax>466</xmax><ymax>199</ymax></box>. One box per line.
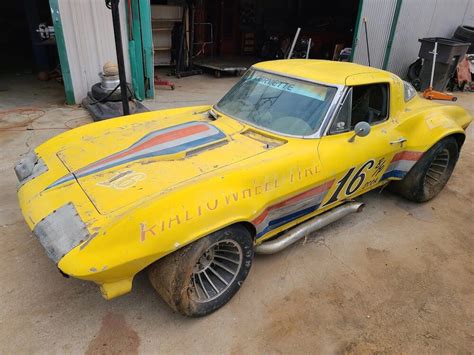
<box><xmin>424</xmin><ymin>148</ymin><xmax>450</xmax><ymax>187</ymax></box>
<box><xmin>188</xmin><ymin>239</ymin><xmax>243</xmax><ymax>303</ymax></box>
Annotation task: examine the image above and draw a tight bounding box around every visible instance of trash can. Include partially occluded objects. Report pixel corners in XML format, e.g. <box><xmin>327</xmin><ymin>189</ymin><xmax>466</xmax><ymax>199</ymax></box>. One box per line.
<box><xmin>418</xmin><ymin>37</ymin><xmax>471</xmax><ymax>91</ymax></box>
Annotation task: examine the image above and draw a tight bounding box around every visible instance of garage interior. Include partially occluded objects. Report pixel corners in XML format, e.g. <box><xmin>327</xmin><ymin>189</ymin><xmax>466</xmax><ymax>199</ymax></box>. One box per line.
<box><xmin>153</xmin><ymin>0</ymin><xmax>360</xmax><ymax>77</ymax></box>
<box><xmin>0</xmin><ymin>0</ymin><xmax>66</xmax><ymax>106</ymax></box>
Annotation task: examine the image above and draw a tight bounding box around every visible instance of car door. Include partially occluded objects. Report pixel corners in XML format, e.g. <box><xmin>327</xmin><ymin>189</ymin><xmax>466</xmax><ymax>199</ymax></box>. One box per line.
<box><xmin>317</xmin><ymin>80</ymin><xmax>406</xmax><ymax>208</ymax></box>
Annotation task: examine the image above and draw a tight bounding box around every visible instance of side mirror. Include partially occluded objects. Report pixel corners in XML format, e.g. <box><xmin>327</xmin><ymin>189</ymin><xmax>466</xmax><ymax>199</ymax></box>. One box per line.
<box><xmin>348</xmin><ymin>121</ymin><xmax>371</xmax><ymax>142</ymax></box>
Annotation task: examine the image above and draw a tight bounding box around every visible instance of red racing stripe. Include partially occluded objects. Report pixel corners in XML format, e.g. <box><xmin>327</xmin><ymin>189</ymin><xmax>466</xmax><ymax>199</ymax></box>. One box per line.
<box><xmin>252</xmin><ymin>180</ymin><xmax>334</xmax><ymax>225</ymax></box>
<box><xmin>391</xmin><ymin>151</ymin><xmax>423</xmax><ymax>162</ymax></box>
<box><xmin>84</xmin><ymin>124</ymin><xmax>210</xmax><ymax>170</ymax></box>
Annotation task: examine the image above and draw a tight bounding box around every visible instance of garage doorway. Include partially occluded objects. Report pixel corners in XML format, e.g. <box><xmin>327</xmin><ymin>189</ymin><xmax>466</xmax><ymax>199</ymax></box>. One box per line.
<box><xmin>0</xmin><ymin>0</ymin><xmax>69</xmax><ymax>106</ymax></box>
<box><xmin>143</xmin><ymin>0</ymin><xmax>361</xmax><ymax>80</ymax></box>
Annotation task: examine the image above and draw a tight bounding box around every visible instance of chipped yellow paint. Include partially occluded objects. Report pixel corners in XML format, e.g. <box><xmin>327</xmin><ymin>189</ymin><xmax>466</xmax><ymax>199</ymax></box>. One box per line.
<box><xmin>17</xmin><ymin>60</ymin><xmax>472</xmax><ymax>300</ymax></box>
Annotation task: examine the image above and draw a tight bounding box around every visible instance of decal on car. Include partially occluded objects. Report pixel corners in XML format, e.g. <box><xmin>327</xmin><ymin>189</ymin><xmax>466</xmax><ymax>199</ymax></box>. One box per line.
<box><xmin>45</xmin><ymin>122</ymin><xmax>226</xmax><ymax>190</ymax></box>
<box><xmin>382</xmin><ymin>151</ymin><xmax>423</xmax><ymax>179</ymax></box>
<box><xmin>253</xmin><ymin>180</ymin><xmax>334</xmax><ymax>238</ymax></box>
<box><xmin>98</xmin><ymin>171</ymin><xmax>147</xmax><ymax>190</ymax></box>
<box><xmin>323</xmin><ymin>159</ymin><xmax>380</xmax><ymax>206</ymax></box>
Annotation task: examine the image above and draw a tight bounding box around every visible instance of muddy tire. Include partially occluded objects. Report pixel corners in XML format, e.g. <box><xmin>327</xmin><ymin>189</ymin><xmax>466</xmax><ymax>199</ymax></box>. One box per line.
<box><xmin>390</xmin><ymin>137</ymin><xmax>459</xmax><ymax>202</ymax></box>
<box><xmin>148</xmin><ymin>225</ymin><xmax>254</xmax><ymax>317</ymax></box>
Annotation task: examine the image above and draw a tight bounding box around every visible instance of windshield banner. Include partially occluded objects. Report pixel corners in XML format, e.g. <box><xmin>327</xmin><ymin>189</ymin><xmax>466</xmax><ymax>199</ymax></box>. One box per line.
<box><xmin>245</xmin><ymin>72</ymin><xmax>328</xmax><ymax>101</ymax></box>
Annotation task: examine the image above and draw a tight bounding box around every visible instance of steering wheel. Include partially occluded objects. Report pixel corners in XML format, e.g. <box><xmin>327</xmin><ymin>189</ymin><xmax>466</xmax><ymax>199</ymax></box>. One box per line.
<box><xmin>366</xmin><ymin>108</ymin><xmax>381</xmax><ymax>124</ymax></box>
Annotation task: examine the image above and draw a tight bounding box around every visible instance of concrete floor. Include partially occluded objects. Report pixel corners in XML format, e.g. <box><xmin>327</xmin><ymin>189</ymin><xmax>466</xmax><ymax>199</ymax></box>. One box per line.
<box><xmin>0</xmin><ymin>71</ymin><xmax>473</xmax><ymax>354</ymax></box>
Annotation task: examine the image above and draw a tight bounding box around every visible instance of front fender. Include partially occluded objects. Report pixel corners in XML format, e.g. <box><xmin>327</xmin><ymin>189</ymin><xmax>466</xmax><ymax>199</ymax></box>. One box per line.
<box><xmin>58</xmin><ymin>142</ymin><xmax>318</xmax><ymax>298</ymax></box>
<box><xmin>57</xmin><ymin>155</ymin><xmax>285</xmax><ymax>296</ymax></box>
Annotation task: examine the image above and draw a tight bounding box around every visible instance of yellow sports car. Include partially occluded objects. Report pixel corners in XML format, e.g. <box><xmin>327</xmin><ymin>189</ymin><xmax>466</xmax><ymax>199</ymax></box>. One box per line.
<box><xmin>16</xmin><ymin>60</ymin><xmax>472</xmax><ymax>316</ymax></box>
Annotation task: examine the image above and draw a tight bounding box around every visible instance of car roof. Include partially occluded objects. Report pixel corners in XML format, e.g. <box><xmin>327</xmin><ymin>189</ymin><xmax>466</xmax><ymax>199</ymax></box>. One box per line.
<box><xmin>252</xmin><ymin>59</ymin><xmax>389</xmax><ymax>86</ymax></box>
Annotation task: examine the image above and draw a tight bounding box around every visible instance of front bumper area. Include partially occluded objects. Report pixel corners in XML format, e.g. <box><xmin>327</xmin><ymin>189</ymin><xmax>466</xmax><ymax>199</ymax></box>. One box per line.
<box><xmin>15</xmin><ymin>150</ymin><xmax>138</xmax><ymax>300</ymax></box>
<box><xmin>31</xmin><ymin>203</ymin><xmax>135</xmax><ymax>299</ymax></box>
<box><xmin>15</xmin><ymin>151</ymin><xmax>48</xmax><ymax>188</ymax></box>
<box><xmin>33</xmin><ymin>203</ymin><xmax>91</xmax><ymax>264</ymax></box>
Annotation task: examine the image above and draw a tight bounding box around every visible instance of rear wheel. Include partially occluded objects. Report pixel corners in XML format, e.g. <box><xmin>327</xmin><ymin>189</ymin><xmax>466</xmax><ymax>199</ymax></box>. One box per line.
<box><xmin>390</xmin><ymin>137</ymin><xmax>459</xmax><ymax>202</ymax></box>
<box><xmin>148</xmin><ymin>225</ymin><xmax>254</xmax><ymax>317</ymax></box>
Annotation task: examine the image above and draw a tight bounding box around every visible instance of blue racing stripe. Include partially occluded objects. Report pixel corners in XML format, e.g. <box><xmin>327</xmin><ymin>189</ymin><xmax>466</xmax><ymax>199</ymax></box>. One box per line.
<box><xmin>256</xmin><ymin>203</ymin><xmax>320</xmax><ymax>238</ymax></box>
<box><xmin>382</xmin><ymin>170</ymin><xmax>406</xmax><ymax>180</ymax></box>
<box><xmin>45</xmin><ymin>131</ymin><xmax>226</xmax><ymax>190</ymax></box>
<box><xmin>74</xmin><ymin>133</ymin><xmax>226</xmax><ymax>177</ymax></box>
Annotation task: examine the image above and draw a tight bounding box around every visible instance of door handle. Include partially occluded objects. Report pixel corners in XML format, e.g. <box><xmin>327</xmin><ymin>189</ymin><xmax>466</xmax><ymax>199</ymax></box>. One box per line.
<box><xmin>390</xmin><ymin>137</ymin><xmax>407</xmax><ymax>145</ymax></box>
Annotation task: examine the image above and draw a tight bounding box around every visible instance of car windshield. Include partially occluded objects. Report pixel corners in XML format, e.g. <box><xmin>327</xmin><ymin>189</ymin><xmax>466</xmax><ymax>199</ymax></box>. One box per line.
<box><xmin>215</xmin><ymin>69</ymin><xmax>338</xmax><ymax>136</ymax></box>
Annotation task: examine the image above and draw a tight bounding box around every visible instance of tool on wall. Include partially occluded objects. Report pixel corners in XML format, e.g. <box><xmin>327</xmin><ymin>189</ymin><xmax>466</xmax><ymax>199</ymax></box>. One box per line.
<box><xmin>422</xmin><ymin>41</ymin><xmax>458</xmax><ymax>101</ymax></box>
<box><xmin>287</xmin><ymin>27</ymin><xmax>301</xmax><ymax>59</ymax></box>
<box><xmin>305</xmin><ymin>38</ymin><xmax>312</xmax><ymax>59</ymax></box>
<box><xmin>363</xmin><ymin>17</ymin><xmax>371</xmax><ymax>67</ymax></box>
<box><xmin>172</xmin><ymin>0</ymin><xmax>202</xmax><ymax>78</ymax></box>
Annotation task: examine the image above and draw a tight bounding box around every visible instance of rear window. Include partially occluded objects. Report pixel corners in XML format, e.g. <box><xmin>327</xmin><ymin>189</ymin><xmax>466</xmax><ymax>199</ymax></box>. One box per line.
<box><xmin>403</xmin><ymin>81</ymin><xmax>416</xmax><ymax>102</ymax></box>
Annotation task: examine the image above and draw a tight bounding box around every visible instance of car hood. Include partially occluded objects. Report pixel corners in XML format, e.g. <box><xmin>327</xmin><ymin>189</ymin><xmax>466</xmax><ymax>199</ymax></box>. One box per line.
<box><xmin>50</xmin><ymin>114</ymin><xmax>286</xmax><ymax>214</ymax></box>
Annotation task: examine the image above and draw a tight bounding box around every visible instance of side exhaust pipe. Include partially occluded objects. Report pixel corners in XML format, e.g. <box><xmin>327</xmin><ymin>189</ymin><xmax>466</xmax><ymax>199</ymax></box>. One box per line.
<box><xmin>255</xmin><ymin>201</ymin><xmax>364</xmax><ymax>254</ymax></box>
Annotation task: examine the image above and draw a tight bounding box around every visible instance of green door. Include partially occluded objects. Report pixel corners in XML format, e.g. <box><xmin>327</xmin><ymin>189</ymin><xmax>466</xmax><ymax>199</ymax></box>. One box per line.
<box><xmin>127</xmin><ymin>0</ymin><xmax>154</xmax><ymax>100</ymax></box>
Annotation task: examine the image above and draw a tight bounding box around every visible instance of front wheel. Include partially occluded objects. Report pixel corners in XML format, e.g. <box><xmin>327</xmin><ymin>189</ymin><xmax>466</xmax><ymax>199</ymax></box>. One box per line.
<box><xmin>390</xmin><ymin>137</ymin><xmax>459</xmax><ymax>202</ymax></box>
<box><xmin>148</xmin><ymin>225</ymin><xmax>254</xmax><ymax>317</ymax></box>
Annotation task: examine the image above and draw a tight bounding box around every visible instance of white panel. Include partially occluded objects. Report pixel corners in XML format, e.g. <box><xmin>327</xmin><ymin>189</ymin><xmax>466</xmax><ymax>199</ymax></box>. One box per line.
<box><xmin>387</xmin><ymin>0</ymin><xmax>472</xmax><ymax>78</ymax></box>
<box><xmin>462</xmin><ymin>0</ymin><xmax>474</xmax><ymax>23</ymax></box>
<box><xmin>353</xmin><ymin>0</ymin><xmax>398</xmax><ymax>68</ymax></box>
<box><xmin>58</xmin><ymin>0</ymin><xmax>131</xmax><ymax>103</ymax></box>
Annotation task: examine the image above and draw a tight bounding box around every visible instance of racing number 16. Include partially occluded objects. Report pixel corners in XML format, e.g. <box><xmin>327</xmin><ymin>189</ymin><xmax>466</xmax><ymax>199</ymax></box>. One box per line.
<box><xmin>323</xmin><ymin>160</ymin><xmax>375</xmax><ymax>206</ymax></box>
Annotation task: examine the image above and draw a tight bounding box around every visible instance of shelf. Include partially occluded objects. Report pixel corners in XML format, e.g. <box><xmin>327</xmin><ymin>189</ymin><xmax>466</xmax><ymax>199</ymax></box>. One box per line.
<box><xmin>152</xmin><ymin>18</ymin><xmax>181</xmax><ymax>23</ymax></box>
<box><xmin>154</xmin><ymin>47</ymin><xmax>171</xmax><ymax>51</ymax></box>
<box><xmin>152</xmin><ymin>27</ymin><xmax>173</xmax><ymax>31</ymax></box>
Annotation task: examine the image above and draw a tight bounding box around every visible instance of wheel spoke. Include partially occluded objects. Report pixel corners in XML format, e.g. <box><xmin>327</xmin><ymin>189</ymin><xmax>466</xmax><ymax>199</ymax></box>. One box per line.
<box><xmin>208</xmin><ymin>266</ymin><xmax>229</xmax><ymax>286</ymax></box>
<box><xmin>203</xmin><ymin>270</ymin><xmax>219</xmax><ymax>294</ymax></box>
<box><xmin>213</xmin><ymin>260</ymin><xmax>237</xmax><ymax>276</ymax></box>
<box><xmin>188</xmin><ymin>239</ymin><xmax>243</xmax><ymax>303</ymax></box>
<box><xmin>193</xmin><ymin>275</ymin><xmax>203</xmax><ymax>301</ymax></box>
<box><xmin>423</xmin><ymin>148</ymin><xmax>451</xmax><ymax>190</ymax></box>
<box><xmin>429</xmin><ymin>165</ymin><xmax>445</xmax><ymax>172</ymax></box>
<box><xmin>426</xmin><ymin>172</ymin><xmax>440</xmax><ymax>182</ymax></box>
<box><xmin>216</xmin><ymin>248</ymin><xmax>240</xmax><ymax>255</ymax></box>
<box><xmin>430</xmin><ymin>163</ymin><xmax>447</xmax><ymax>169</ymax></box>
<box><xmin>214</xmin><ymin>254</ymin><xmax>239</xmax><ymax>264</ymax></box>
<box><xmin>198</xmin><ymin>273</ymin><xmax>210</xmax><ymax>298</ymax></box>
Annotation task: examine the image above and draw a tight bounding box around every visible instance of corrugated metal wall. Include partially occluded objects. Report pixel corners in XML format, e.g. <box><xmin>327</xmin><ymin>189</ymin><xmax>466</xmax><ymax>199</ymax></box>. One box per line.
<box><xmin>386</xmin><ymin>0</ymin><xmax>473</xmax><ymax>77</ymax></box>
<box><xmin>353</xmin><ymin>0</ymin><xmax>398</xmax><ymax>68</ymax></box>
<box><xmin>58</xmin><ymin>0</ymin><xmax>131</xmax><ymax>103</ymax></box>
<box><xmin>354</xmin><ymin>0</ymin><xmax>473</xmax><ymax>78</ymax></box>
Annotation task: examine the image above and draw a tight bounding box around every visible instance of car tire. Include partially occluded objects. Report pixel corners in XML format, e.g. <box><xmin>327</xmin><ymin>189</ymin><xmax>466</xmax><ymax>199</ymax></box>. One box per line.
<box><xmin>148</xmin><ymin>225</ymin><xmax>254</xmax><ymax>317</ymax></box>
<box><xmin>390</xmin><ymin>137</ymin><xmax>459</xmax><ymax>202</ymax></box>
<box><xmin>453</xmin><ymin>25</ymin><xmax>474</xmax><ymax>53</ymax></box>
<box><xmin>91</xmin><ymin>83</ymin><xmax>132</xmax><ymax>102</ymax></box>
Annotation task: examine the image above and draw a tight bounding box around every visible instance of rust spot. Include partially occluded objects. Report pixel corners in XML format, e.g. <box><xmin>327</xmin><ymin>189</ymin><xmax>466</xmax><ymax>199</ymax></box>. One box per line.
<box><xmin>86</xmin><ymin>313</ymin><xmax>139</xmax><ymax>355</ymax></box>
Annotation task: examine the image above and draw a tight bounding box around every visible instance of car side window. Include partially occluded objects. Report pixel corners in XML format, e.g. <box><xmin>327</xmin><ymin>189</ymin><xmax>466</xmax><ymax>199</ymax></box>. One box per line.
<box><xmin>329</xmin><ymin>88</ymin><xmax>352</xmax><ymax>134</ymax></box>
<box><xmin>350</xmin><ymin>83</ymin><xmax>389</xmax><ymax>128</ymax></box>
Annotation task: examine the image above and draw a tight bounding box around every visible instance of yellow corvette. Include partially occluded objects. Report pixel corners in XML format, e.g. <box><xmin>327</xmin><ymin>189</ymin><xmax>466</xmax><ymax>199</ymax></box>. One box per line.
<box><xmin>16</xmin><ymin>60</ymin><xmax>471</xmax><ymax>316</ymax></box>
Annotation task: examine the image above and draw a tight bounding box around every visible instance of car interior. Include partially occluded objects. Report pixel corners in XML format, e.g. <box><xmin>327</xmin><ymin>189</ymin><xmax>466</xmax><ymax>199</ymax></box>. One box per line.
<box><xmin>330</xmin><ymin>83</ymin><xmax>389</xmax><ymax>134</ymax></box>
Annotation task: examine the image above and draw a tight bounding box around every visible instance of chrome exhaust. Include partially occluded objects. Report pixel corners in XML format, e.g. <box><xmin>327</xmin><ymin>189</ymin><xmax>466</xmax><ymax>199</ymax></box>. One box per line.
<box><xmin>255</xmin><ymin>201</ymin><xmax>364</xmax><ymax>254</ymax></box>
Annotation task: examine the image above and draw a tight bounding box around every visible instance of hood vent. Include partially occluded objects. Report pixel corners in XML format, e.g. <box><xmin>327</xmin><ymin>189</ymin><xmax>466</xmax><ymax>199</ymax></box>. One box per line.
<box><xmin>185</xmin><ymin>139</ymin><xmax>228</xmax><ymax>158</ymax></box>
<box><xmin>241</xmin><ymin>129</ymin><xmax>287</xmax><ymax>149</ymax></box>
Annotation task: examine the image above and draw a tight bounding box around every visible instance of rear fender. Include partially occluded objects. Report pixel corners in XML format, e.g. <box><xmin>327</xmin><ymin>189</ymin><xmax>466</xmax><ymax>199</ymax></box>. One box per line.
<box><xmin>396</xmin><ymin>104</ymin><xmax>470</xmax><ymax>153</ymax></box>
